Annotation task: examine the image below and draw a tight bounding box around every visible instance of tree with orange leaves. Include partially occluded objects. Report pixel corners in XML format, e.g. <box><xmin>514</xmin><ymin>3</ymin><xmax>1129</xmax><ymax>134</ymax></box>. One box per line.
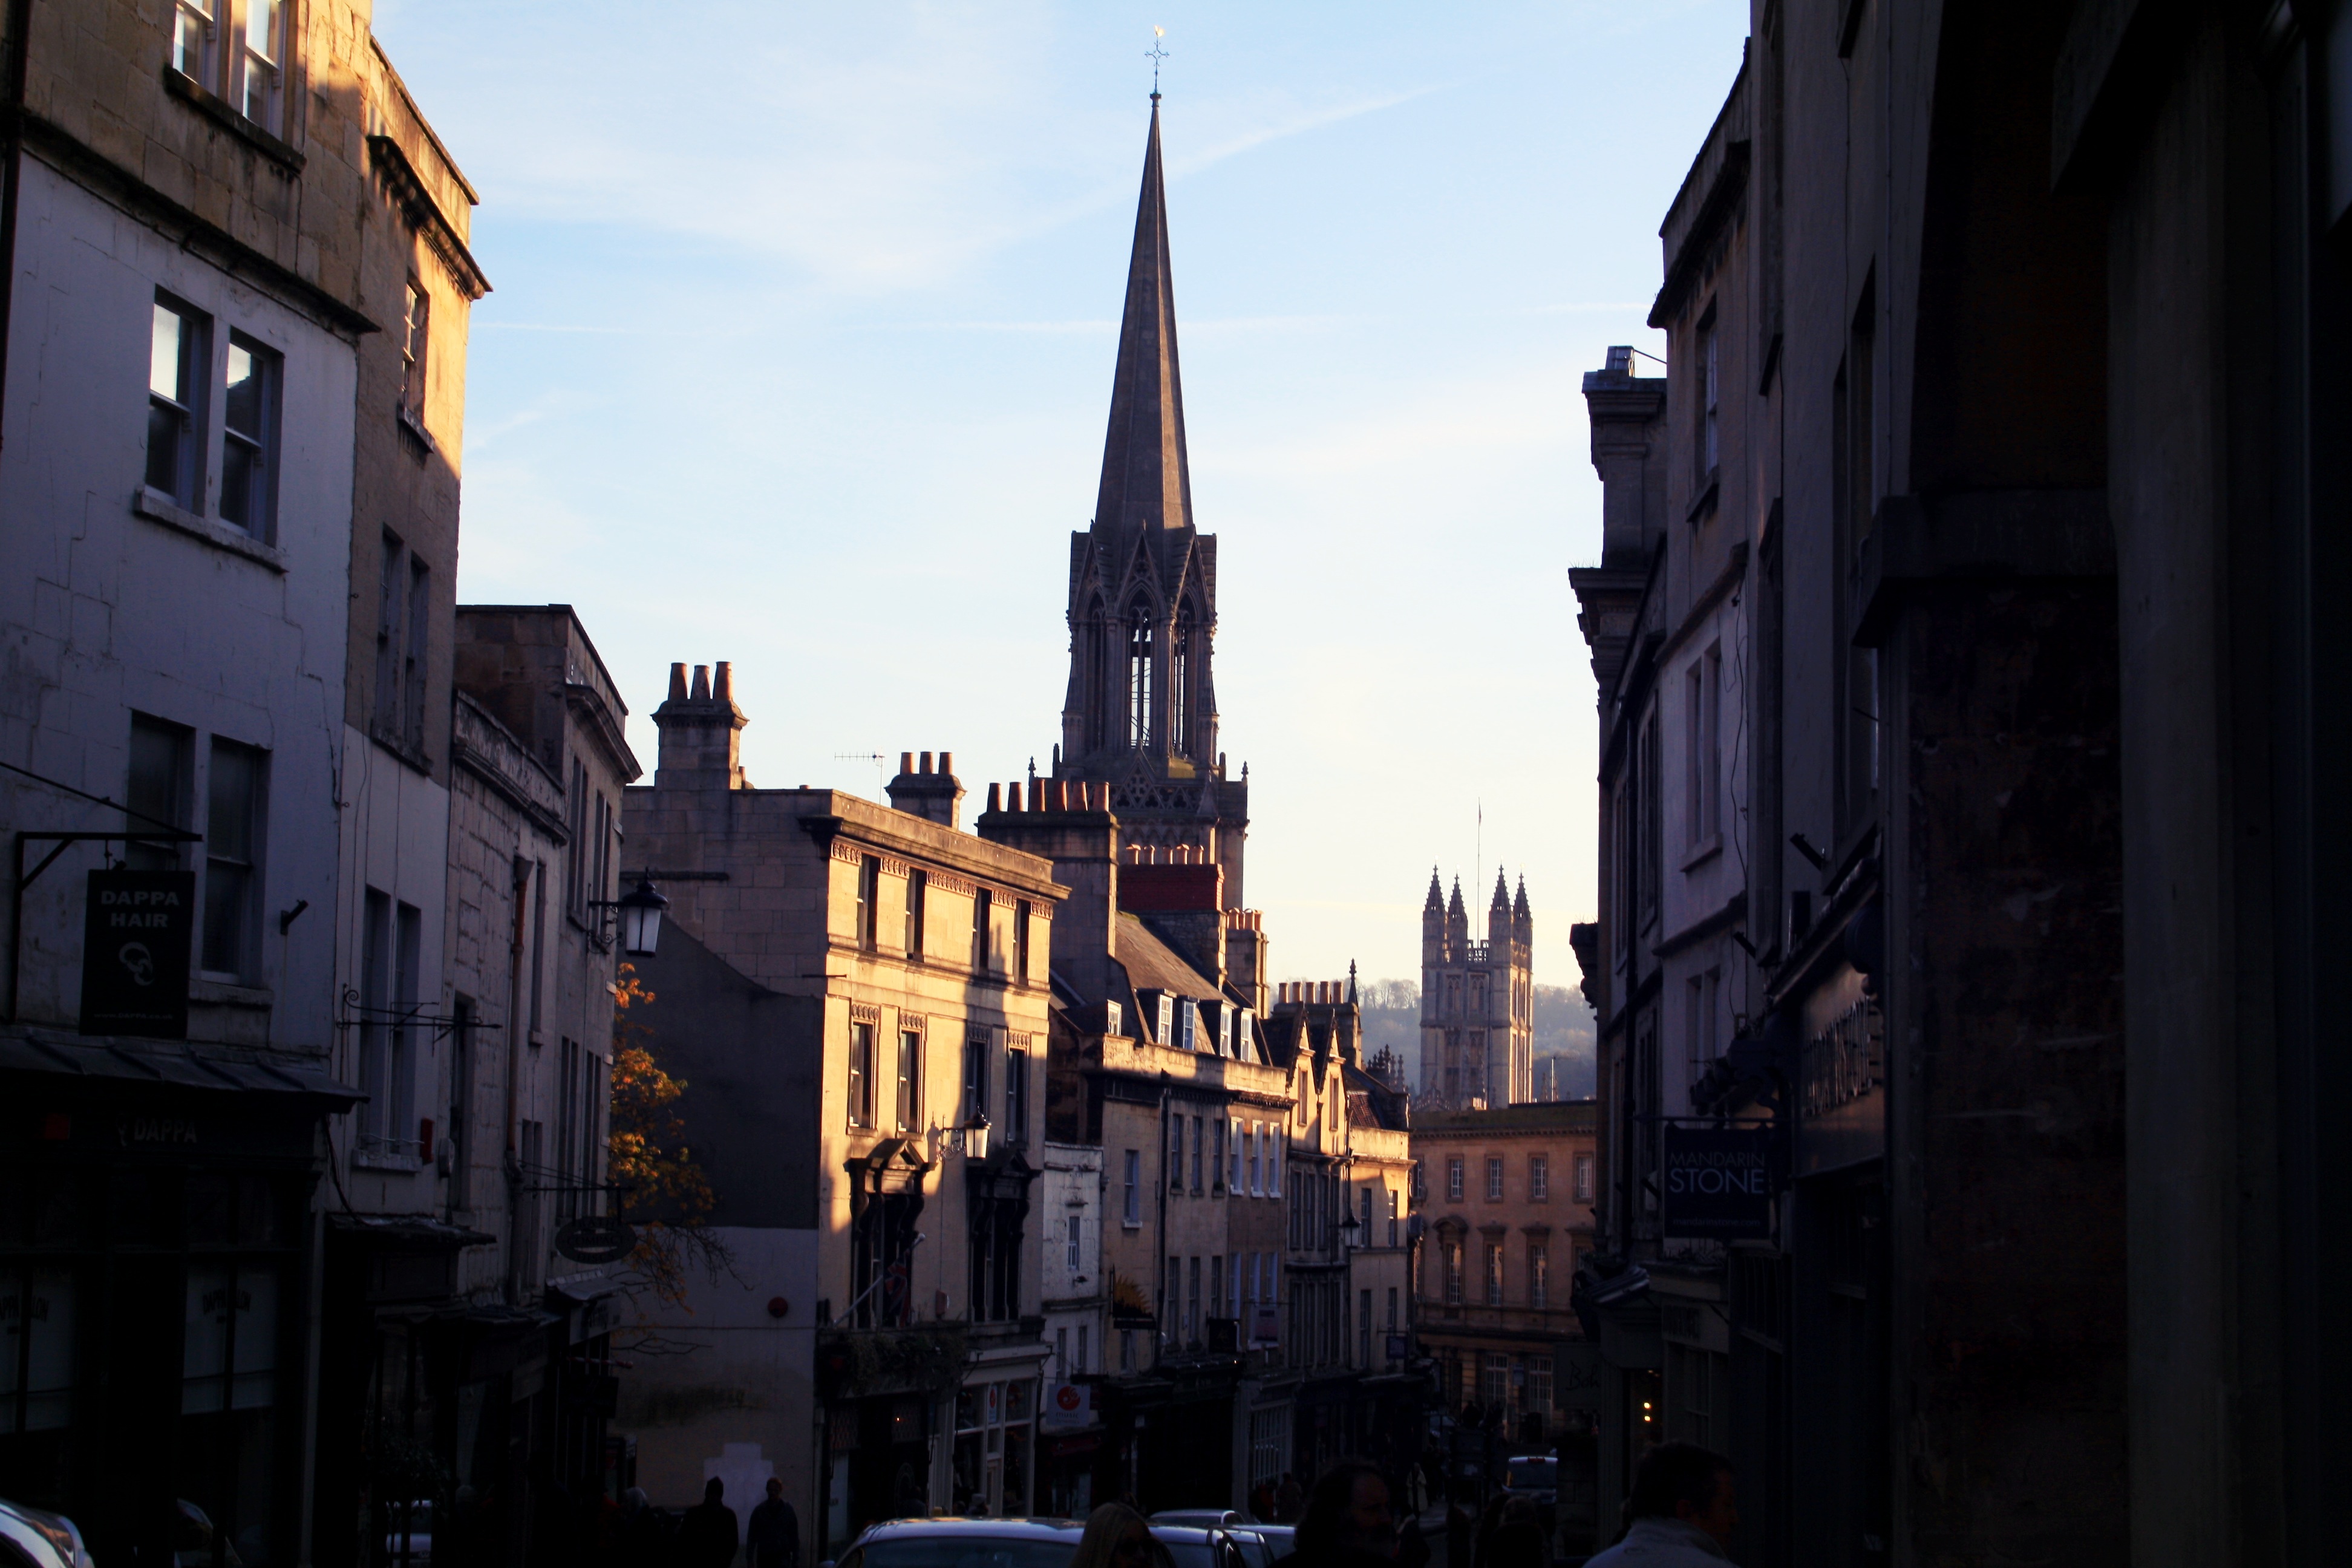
<box><xmin>609</xmin><ymin>963</ymin><xmax>734</xmax><ymax>1312</ymax></box>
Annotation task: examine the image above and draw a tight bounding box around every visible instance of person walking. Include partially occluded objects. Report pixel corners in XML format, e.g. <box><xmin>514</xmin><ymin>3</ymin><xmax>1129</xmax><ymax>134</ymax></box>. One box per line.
<box><xmin>1277</xmin><ymin>1474</ymin><xmax>1305</xmax><ymax>1524</ymax></box>
<box><xmin>1276</xmin><ymin>1461</ymin><xmax>1399</xmax><ymax>1568</ymax></box>
<box><xmin>679</xmin><ymin>1477</ymin><xmax>742</xmax><ymax>1568</ymax></box>
<box><xmin>1584</xmin><ymin>1445</ymin><xmax>1738</xmax><ymax>1567</ymax></box>
<box><xmin>1069</xmin><ymin>1503</ymin><xmax>1172</xmax><ymax>1568</ymax></box>
<box><xmin>1483</xmin><ymin>1498</ymin><xmax>1550</xmax><ymax>1568</ymax></box>
<box><xmin>746</xmin><ymin>1477</ymin><xmax>800</xmax><ymax>1568</ymax></box>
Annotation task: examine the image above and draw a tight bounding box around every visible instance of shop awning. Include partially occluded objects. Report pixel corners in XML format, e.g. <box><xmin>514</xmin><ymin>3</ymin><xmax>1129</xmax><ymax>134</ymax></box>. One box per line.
<box><xmin>0</xmin><ymin>1027</ymin><xmax>363</xmax><ymax>1105</ymax></box>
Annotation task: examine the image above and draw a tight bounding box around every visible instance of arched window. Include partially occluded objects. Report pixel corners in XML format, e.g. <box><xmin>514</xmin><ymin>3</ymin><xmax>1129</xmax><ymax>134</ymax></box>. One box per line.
<box><xmin>1126</xmin><ymin>599</ymin><xmax>1155</xmax><ymax>749</ymax></box>
<box><xmin>1086</xmin><ymin>594</ymin><xmax>1109</xmax><ymax>745</ymax></box>
<box><xmin>1171</xmin><ymin>603</ymin><xmax>1195</xmax><ymax>756</ymax></box>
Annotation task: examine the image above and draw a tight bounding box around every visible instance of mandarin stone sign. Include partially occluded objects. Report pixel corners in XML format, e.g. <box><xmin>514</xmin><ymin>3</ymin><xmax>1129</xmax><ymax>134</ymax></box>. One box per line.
<box><xmin>1661</xmin><ymin>1124</ymin><xmax>1775</xmax><ymax>1239</ymax></box>
<box><xmin>79</xmin><ymin>868</ymin><xmax>194</xmax><ymax>1039</ymax></box>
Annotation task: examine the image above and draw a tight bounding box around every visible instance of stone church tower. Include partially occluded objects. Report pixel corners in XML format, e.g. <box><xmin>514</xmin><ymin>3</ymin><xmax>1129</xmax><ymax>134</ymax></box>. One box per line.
<box><xmin>1420</xmin><ymin>869</ymin><xmax>1534</xmax><ymax>1107</ymax></box>
<box><xmin>1050</xmin><ymin>97</ymin><xmax>1250</xmax><ymax>909</ymax></box>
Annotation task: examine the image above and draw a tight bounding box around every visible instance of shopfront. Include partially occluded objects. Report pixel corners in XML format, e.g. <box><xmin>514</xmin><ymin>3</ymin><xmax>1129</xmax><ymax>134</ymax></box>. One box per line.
<box><xmin>0</xmin><ymin>1029</ymin><xmax>356</xmax><ymax>1568</ymax></box>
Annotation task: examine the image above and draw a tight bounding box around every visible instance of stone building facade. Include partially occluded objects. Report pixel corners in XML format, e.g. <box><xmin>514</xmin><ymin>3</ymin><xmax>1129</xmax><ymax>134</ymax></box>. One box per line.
<box><xmin>618</xmin><ymin>669</ymin><xmax>1065</xmax><ymax>1554</ymax></box>
<box><xmin>1420</xmin><ymin>872</ymin><xmax>1534</xmax><ymax>1108</ymax></box>
<box><xmin>0</xmin><ymin>2</ymin><xmax>477</xmax><ymax>1561</ymax></box>
<box><xmin>1558</xmin><ymin>0</ymin><xmax>2352</xmax><ymax>1560</ymax></box>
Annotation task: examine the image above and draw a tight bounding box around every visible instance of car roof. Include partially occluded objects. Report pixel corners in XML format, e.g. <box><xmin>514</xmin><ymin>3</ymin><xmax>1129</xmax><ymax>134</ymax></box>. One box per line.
<box><xmin>1151</xmin><ymin>1512</ymin><xmax>1238</xmax><ymax>1523</ymax></box>
<box><xmin>1147</xmin><ymin>1526</ymin><xmax>1224</xmax><ymax>1542</ymax></box>
<box><xmin>856</xmin><ymin>1518</ymin><xmax>1087</xmax><ymax>1543</ymax></box>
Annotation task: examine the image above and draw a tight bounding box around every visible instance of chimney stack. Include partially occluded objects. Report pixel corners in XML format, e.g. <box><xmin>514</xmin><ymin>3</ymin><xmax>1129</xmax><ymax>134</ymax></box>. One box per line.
<box><xmin>653</xmin><ymin>656</ymin><xmax>750</xmax><ymax>789</ymax></box>
<box><xmin>886</xmin><ymin>749</ymin><xmax>967</xmax><ymax>828</ymax></box>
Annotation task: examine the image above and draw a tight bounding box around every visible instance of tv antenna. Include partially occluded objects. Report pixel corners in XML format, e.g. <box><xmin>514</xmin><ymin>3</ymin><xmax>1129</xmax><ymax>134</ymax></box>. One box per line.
<box><xmin>834</xmin><ymin>753</ymin><xmax>890</xmax><ymax>795</ymax></box>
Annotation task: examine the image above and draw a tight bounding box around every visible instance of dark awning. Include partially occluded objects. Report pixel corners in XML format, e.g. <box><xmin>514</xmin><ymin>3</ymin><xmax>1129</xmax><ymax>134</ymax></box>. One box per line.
<box><xmin>0</xmin><ymin>1026</ymin><xmax>364</xmax><ymax>1106</ymax></box>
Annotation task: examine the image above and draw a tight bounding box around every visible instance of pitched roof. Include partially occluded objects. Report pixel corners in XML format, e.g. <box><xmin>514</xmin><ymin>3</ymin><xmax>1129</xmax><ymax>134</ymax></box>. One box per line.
<box><xmin>1114</xmin><ymin>911</ymin><xmax>1222</xmax><ymax>1002</ymax></box>
<box><xmin>1093</xmin><ymin>100</ymin><xmax>1194</xmax><ymax>540</ymax></box>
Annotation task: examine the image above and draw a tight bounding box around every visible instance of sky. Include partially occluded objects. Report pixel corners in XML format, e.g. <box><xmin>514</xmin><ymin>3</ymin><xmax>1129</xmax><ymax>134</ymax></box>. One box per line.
<box><xmin>371</xmin><ymin>0</ymin><xmax>1748</xmax><ymax>989</ymax></box>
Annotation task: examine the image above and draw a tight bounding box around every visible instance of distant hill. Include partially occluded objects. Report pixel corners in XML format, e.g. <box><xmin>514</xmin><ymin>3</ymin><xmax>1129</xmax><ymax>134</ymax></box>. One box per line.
<box><xmin>1344</xmin><ymin>979</ymin><xmax>1596</xmax><ymax>1101</ymax></box>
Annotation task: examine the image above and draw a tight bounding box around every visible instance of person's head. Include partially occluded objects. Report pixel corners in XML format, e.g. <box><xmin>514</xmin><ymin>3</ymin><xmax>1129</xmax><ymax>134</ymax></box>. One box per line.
<box><xmin>767</xmin><ymin>1477</ymin><xmax>785</xmax><ymax>1501</ymax></box>
<box><xmin>1626</xmin><ymin>1444</ymin><xmax>1736</xmax><ymax>1546</ymax></box>
<box><xmin>1071</xmin><ymin>1503</ymin><xmax>1163</xmax><ymax>1568</ymax></box>
<box><xmin>707</xmin><ymin>1477</ymin><xmax>726</xmax><ymax>1503</ymax></box>
<box><xmin>1296</xmin><ymin>1461</ymin><xmax>1396</xmax><ymax>1561</ymax></box>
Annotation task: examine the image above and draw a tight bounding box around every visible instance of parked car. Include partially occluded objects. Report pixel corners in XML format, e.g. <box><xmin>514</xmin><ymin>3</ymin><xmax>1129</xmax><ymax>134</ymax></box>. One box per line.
<box><xmin>0</xmin><ymin>1500</ymin><xmax>93</xmax><ymax>1568</ymax></box>
<box><xmin>1151</xmin><ymin>1511</ymin><xmax>1250</xmax><ymax>1529</ymax></box>
<box><xmin>1227</xmin><ymin>1525</ymin><xmax>1293</xmax><ymax>1568</ymax></box>
<box><xmin>833</xmin><ymin>1516</ymin><xmax>1090</xmax><ymax>1568</ymax></box>
<box><xmin>1149</xmin><ymin>1523</ymin><xmax>1254</xmax><ymax>1568</ymax></box>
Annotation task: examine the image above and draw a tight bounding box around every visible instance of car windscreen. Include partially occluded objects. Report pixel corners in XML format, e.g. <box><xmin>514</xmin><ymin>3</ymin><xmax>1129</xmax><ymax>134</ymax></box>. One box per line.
<box><xmin>848</xmin><ymin>1537</ymin><xmax>1080</xmax><ymax>1568</ymax></box>
<box><xmin>1505</xmin><ymin>1460</ymin><xmax>1558</xmax><ymax>1488</ymax></box>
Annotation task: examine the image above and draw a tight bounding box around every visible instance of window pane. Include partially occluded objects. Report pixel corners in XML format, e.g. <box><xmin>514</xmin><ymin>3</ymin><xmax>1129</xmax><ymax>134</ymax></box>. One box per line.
<box><xmin>245</xmin><ymin>0</ymin><xmax>278</xmax><ymax>60</ymax></box>
<box><xmin>207</xmin><ymin>742</ymin><xmax>256</xmax><ymax>860</ymax></box>
<box><xmin>224</xmin><ymin>342</ymin><xmax>261</xmax><ymax>438</ymax></box>
<box><xmin>230</xmin><ymin>1267</ymin><xmax>276</xmax><ymax>1409</ymax></box>
<box><xmin>152</xmin><ymin>304</ymin><xmax>185</xmax><ymax>400</ymax></box>
<box><xmin>220</xmin><ymin>437</ymin><xmax>256</xmax><ymax>529</ymax></box>
<box><xmin>182</xmin><ymin>1263</ymin><xmax>231</xmax><ymax>1413</ymax></box>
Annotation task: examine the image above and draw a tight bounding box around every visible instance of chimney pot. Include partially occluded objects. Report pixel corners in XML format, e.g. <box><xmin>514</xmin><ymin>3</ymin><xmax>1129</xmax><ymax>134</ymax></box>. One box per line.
<box><xmin>1007</xmin><ymin>782</ymin><xmax>1023</xmax><ymax>812</ymax></box>
<box><xmin>939</xmin><ymin>751</ymin><xmax>953</xmax><ymax>776</ymax></box>
<box><xmin>691</xmin><ymin>665</ymin><xmax>711</xmax><ymax>701</ymax></box>
<box><xmin>919</xmin><ymin>751</ymin><xmax>932</xmax><ymax>774</ymax></box>
<box><xmin>901</xmin><ymin>752</ymin><xmax>915</xmax><ymax>777</ymax></box>
<box><xmin>714</xmin><ymin>662</ymin><xmax>733</xmax><ymax>703</ymax></box>
<box><xmin>987</xmin><ymin>783</ymin><xmax>1002</xmax><ymax>813</ymax></box>
<box><xmin>668</xmin><ymin>662</ymin><xmax>688</xmax><ymax>701</ymax></box>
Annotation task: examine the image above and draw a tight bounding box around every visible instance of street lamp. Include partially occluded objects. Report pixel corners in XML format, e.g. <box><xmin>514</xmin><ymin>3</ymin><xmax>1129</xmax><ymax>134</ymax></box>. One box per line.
<box><xmin>615</xmin><ymin>875</ymin><xmax>670</xmax><ymax>958</ymax></box>
<box><xmin>956</xmin><ymin>1112</ymin><xmax>991</xmax><ymax>1161</ymax></box>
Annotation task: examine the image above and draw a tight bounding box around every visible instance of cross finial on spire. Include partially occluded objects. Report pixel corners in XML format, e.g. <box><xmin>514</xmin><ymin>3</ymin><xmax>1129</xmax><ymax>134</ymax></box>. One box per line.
<box><xmin>1147</xmin><ymin>27</ymin><xmax>1168</xmax><ymax>100</ymax></box>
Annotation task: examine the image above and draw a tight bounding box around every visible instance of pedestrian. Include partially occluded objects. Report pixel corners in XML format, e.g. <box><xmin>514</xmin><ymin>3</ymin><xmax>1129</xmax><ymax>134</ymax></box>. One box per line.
<box><xmin>1483</xmin><ymin>1498</ymin><xmax>1550</xmax><ymax>1568</ymax></box>
<box><xmin>679</xmin><ymin>1477</ymin><xmax>741</xmax><ymax>1568</ymax></box>
<box><xmin>1276</xmin><ymin>1460</ymin><xmax>1398</xmax><ymax>1568</ymax></box>
<box><xmin>1069</xmin><ymin>1503</ymin><xmax>1172</xmax><ymax>1568</ymax></box>
<box><xmin>1395</xmin><ymin>1513</ymin><xmax>1432</xmax><ymax>1568</ymax></box>
<box><xmin>1277</xmin><ymin>1473</ymin><xmax>1305</xmax><ymax>1524</ymax></box>
<box><xmin>1471</xmin><ymin>1494</ymin><xmax>1506</xmax><ymax>1568</ymax></box>
<box><xmin>746</xmin><ymin>1477</ymin><xmax>800</xmax><ymax>1568</ymax></box>
<box><xmin>1584</xmin><ymin>1444</ymin><xmax>1737</xmax><ymax>1566</ymax></box>
<box><xmin>616</xmin><ymin>1486</ymin><xmax>671</xmax><ymax>1565</ymax></box>
<box><xmin>1445</xmin><ymin>1503</ymin><xmax>1472</xmax><ymax>1568</ymax></box>
<box><xmin>1252</xmin><ymin>1480</ymin><xmax>1278</xmax><ymax>1524</ymax></box>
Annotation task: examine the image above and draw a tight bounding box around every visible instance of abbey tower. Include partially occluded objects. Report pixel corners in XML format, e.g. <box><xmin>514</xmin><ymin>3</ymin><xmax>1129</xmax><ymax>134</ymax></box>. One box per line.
<box><xmin>1419</xmin><ymin>870</ymin><xmax>1534</xmax><ymax>1107</ymax></box>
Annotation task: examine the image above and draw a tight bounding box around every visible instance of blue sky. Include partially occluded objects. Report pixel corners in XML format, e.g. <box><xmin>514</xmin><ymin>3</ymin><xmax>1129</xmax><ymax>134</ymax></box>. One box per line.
<box><xmin>371</xmin><ymin>0</ymin><xmax>1747</xmax><ymax>988</ymax></box>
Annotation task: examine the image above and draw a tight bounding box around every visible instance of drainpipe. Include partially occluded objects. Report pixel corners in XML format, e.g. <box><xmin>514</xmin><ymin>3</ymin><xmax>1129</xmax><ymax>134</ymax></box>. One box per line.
<box><xmin>0</xmin><ymin>0</ymin><xmax>31</xmax><ymax>456</ymax></box>
<box><xmin>505</xmin><ymin>853</ymin><xmax>531</xmax><ymax>1304</ymax></box>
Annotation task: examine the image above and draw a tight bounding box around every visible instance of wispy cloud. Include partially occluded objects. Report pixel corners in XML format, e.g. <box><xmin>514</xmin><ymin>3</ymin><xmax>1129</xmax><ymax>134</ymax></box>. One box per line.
<box><xmin>1167</xmin><ymin>84</ymin><xmax>1447</xmax><ymax>177</ymax></box>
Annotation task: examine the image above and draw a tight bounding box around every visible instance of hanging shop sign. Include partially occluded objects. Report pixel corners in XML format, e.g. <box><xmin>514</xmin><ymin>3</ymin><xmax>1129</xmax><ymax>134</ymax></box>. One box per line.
<box><xmin>79</xmin><ymin>868</ymin><xmax>194</xmax><ymax>1039</ymax></box>
<box><xmin>1660</xmin><ymin>1123</ymin><xmax>1775</xmax><ymax>1239</ymax></box>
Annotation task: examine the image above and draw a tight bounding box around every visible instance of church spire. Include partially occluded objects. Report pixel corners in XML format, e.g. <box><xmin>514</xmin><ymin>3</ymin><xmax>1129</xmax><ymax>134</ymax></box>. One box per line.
<box><xmin>1093</xmin><ymin>99</ymin><xmax>1192</xmax><ymax>538</ymax></box>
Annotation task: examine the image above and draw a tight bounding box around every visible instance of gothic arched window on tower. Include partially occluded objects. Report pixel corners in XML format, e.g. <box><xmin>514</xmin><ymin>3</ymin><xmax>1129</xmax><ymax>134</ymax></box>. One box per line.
<box><xmin>1088</xmin><ymin>594</ymin><xmax>1110</xmax><ymax>745</ymax></box>
<box><xmin>1126</xmin><ymin>599</ymin><xmax>1155</xmax><ymax>750</ymax></box>
<box><xmin>1171</xmin><ymin>603</ymin><xmax>1195</xmax><ymax>756</ymax></box>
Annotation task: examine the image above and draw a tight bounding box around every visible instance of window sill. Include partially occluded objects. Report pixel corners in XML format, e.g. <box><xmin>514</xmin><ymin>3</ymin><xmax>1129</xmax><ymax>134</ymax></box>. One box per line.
<box><xmin>397</xmin><ymin>403</ymin><xmax>437</xmax><ymax>455</ymax></box>
<box><xmin>1681</xmin><ymin>834</ymin><xmax>1723</xmax><ymax>872</ymax></box>
<box><xmin>1687</xmin><ymin>473</ymin><xmax>1720</xmax><ymax>524</ymax></box>
<box><xmin>191</xmin><ymin>978</ymin><xmax>272</xmax><ymax>1008</ymax></box>
<box><xmin>133</xmin><ymin>487</ymin><xmax>287</xmax><ymax>572</ymax></box>
<box><xmin>367</xmin><ymin>726</ymin><xmax>434</xmax><ymax>777</ymax></box>
<box><xmin>162</xmin><ymin>67</ymin><xmax>304</xmax><ymax>173</ymax></box>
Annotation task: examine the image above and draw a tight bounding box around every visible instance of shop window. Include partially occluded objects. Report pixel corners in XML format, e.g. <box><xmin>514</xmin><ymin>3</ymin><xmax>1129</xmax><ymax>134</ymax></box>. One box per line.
<box><xmin>952</xmin><ymin>1379</ymin><xmax>1034</xmax><ymax>1518</ymax></box>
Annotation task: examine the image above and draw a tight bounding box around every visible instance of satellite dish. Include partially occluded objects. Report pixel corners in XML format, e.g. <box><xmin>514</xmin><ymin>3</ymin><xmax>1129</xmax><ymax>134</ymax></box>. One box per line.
<box><xmin>555</xmin><ymin>1214</ymin><xmax>636</xmax><ymax>1264</ymax></box>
